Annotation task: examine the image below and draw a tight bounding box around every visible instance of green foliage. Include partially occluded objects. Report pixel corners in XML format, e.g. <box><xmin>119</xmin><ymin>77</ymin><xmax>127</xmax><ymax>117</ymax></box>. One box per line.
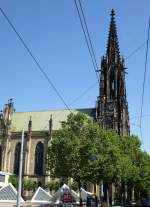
<box><xmin>45</xmin><ymin>180</ymin><xmax>59</xmax><ymax>191</ymax></box>
<box><xmin>9</xmin><ymin>176</ymin><xmax>37</xmax><ymax>192</ymax></box>
<box><xmin>47</xmin><ymin>112</ymin><xmax>150</xmax><ymax>197</ymax></box>
<box><xmin>9</xmin><ymin>175</ymin><xmax>18</xmax><ymax>189</ymax></box>
<box><xmin>68</xmin><ymin>180</ymin><xmax>78</xmax><ymax>191</ymax></box>
<box><xmin>23</xmin><ymin>179</ymin><xmax>36</xmax><ymax>191</ymax></box>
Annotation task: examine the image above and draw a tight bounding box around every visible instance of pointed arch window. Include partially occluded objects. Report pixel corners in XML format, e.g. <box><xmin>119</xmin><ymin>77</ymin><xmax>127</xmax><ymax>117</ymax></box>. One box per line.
<box><xmin>0</xmin><ymin>145</ymin><xmax>2</xmax><ymax>170</ymax></box>
<box><xmin>14</xmin><ymin>142</ymin><xmax>21</xmax><ymax>175</ymax></box>
<box><xmin>110</xmin><ymin>72</ymin><xmax>115</xmax><ymax>99</ymax></box>
<box><xmin>34</xmin><ymin>142</ymin><xmax>44</xmax><ymax>176</ymax></box>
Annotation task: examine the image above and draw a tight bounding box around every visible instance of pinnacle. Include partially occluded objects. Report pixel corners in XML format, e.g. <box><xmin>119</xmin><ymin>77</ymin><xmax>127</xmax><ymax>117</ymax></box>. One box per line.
<box><xmin>106</xmin><ymin>9</ymin><xmax>120</xmax><ymax>62</ymax></box>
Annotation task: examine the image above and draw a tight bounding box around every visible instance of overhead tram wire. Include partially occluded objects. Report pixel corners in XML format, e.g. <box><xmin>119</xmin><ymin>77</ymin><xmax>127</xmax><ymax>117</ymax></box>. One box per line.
<box><xmin>130</xmin><ymin>114</ymin><xmax>150</xmax><ymax>120</ymax></box>
<box><xmin>69</xmin><ymin>81</ymin><xmax>98</xmax><ymax>106</ymax></box>
<box><xmin>125</xmin><ymin>41</ymin><xmax>147</xmax><ymax>60</ymax></box>
<box><xmin>74</xmin><ymin>0</ymin><xmax>100</xmax><ymax>84</ymax></box>
<box><xmin>139</xmin><ymin>17</ymin><xmax>150</xmax><ymax>148</ymax></box>
<box><xmin>0</xmin><ymin>7</ymin><xmax>71</xmax><ymax>112</ymax></box>
<box><xmin>77</xmin><ymin>0</ymin><xmax>99</xmax><ymax>72</ymax></box>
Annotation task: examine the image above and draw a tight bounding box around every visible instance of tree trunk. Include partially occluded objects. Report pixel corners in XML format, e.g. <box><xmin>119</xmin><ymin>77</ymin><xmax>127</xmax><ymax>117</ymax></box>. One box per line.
<box><xmin>94</xmin><ymin>184</ymin><xmax>98</xmax><ymax>207</ymax></box>
<box><xmin>131</xmin><ymin>187</ymin><xmax>135</xmax><ymax>204</ymax></box>
<box><xmin>111</xmin><ymin>183</ymin><xmax>115</xmax><ymax>206</ymax></box>
<box><xmin>124</xmin><ymin>181</ymin><xmax>128</xmax><ymax>205</ymax></box>
<box><xmin>100</xmin><ymin>180</ymin><xmax>104</xmax><ymax>207</ymax></box>
<box><xmin>106</xmin><ymin>186</ymin><xmax>109</xmax><ymax>206</ymax></box>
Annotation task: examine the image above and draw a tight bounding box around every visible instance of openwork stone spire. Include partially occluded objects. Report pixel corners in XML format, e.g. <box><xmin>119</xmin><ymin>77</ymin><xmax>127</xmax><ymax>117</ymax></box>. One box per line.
<box><xmin>106</xmin><ymin>9</ymin><xmax>120</xmax><ymax>63</ymax></box>
<box><xmin>96</xmin><ymin>10</ymin><xmax>130</xmax><ymax>137</ymax></box>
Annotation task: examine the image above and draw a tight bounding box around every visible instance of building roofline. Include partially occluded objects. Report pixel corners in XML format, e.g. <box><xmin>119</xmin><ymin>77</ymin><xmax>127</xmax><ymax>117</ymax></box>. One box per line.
<box><xmin>13</xmin><ymin>107</ymin><xmax>96</xmax><ymax>114</ymax></box>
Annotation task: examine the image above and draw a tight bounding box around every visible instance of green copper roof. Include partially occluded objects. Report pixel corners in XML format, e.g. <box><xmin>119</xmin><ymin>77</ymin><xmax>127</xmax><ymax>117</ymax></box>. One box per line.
<box><xmin>10</xmin><ymin>108</ymin><xmax>95</xmax><ymax>132</ymax></box>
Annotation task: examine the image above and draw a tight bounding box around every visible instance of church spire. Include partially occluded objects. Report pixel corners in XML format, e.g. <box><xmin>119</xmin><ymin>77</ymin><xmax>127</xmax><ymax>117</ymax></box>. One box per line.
<box><xmin>96</xmin><ymin>10</ymin><xmax>130</xmax><ymax>136</ymax></box>
<box><xmin>106</xmin><ymin>9</ymin><xmax>120</xmax><ymax>63</ymax></box>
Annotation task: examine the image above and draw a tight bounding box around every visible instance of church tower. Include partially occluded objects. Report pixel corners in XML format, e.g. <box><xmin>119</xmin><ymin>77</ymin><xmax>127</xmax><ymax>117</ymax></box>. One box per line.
<box><xmin>96</xmin><ymin>10</ymin><xmax>130</xmax><ymax>136</ymax></box>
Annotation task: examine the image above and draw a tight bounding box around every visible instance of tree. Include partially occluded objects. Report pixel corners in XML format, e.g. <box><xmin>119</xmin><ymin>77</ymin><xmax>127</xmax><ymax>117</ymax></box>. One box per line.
<box><xmin>47</xmin><ymin>112</ymin><xmax>122</xmax><ymax>184</ymax></box>
<box><xmin>47</xmin><ymin>112</ymin><xmax>93</xmax><ymax>181</ymax></box>
<box><xmin>47</xmin><ymin>112</ymin><xmax>150</xmax><ymax>204</ymax></box>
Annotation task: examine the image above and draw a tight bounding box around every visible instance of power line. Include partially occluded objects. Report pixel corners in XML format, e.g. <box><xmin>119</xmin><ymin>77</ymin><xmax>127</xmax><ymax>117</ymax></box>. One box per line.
<box><xmin>125</xmin><ymin>41</ymin><xmax>147</xmax><ymax>60</ymax></box>
<box><xmin>73</xmin><ymin>0</ymin><xmax>99</xmax><ymax>83</ymax></box>
<box><xmin>139</xmin><ymin>17</ymin><xmax>150</xmax><ymax>148</ymax></box>
<box><xmin>77</xmin><ymin>0</ymin><xmax>99</xmax><ymax>71</ymax></box>
<box><xmin>130</xmin><ymin>123</ymin><xmax>141</xmax><ymax>128</ymax></box>
<box><xmin>130</xmin><ymin>114</ymin><xmax>150</xmax><ymax>120</ymax></box>
<box><xmin>0</xmin><ymin>7</ymin><xmax>71</xmax><ymax>112</ymax></box>
<box><xmin>69</xmin><ymin>82</ymin><xmax>97</xmax><ymax>106</ymax></box>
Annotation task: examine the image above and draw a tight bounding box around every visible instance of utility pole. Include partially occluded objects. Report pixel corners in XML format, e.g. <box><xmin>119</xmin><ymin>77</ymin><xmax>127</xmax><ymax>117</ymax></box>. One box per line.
<box><xmin>17</xmin><ymin>130</ymin><xmax>24</xmax><ymax>207</ymax></box>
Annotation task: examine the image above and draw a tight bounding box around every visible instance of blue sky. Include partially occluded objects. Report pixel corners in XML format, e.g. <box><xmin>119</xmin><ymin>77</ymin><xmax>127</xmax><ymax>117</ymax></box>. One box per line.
<box><xmin>0</xmin><ymin>1</ymin><xmax>150</xmax><ymax>152</ymax></box>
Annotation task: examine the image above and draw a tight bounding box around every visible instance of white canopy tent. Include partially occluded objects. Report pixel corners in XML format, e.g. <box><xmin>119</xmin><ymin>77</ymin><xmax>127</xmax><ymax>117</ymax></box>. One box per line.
<box><xmin>50</xmin><ymin>184</ymin><xmax>79</xmax><ymax>205</ymax></box>
<box><xmin>80</xmin><ymin>188</ymin><xmax>93</xmax><ymax>201</ymax></box>
<box><xmin>0</xmin><ymin>183</ymin><xmax>25</xmax><ymax>203</ymax></box>
<box><xmin>31</xmin><ymin>186</ymin><xmax>52</xmax><ymax>204</ymax></box>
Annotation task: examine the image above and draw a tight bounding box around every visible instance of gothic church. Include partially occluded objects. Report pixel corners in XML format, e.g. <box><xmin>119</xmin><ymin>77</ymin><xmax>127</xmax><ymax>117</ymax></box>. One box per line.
<box><xmin>0</xmin><ymin>10</ymin><xmax>129</xmax><ymax>185</ymax></box>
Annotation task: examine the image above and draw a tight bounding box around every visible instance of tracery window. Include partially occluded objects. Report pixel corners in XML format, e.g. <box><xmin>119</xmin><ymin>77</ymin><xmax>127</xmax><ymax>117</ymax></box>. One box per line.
<box><xmin>14</xmin><ymin>142</ymin><xmax>21</xmax><ymax>175</ymax></box>
<box><xmin>34</xmin><ymin>142</ymin><xmax>44</xmax><ymax>176</ymax></box>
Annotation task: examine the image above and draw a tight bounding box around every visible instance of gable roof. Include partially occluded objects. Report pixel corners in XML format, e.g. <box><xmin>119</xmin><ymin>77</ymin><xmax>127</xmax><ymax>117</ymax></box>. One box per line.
<box><xmin>10</xmin><ymin>108</ymin><xmax>95</xmax><ymax>132</ymax></box>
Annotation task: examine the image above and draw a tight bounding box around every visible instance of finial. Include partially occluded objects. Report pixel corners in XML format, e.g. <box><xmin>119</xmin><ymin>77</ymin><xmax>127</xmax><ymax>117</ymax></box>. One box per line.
<box><xmin>49</xmin><ymin>114</ymin><xmax>53</xmax><ymax>141</ymax></box>
<box><xmin>49</xmin><ymin>115</ymin><xmax>53</xmax><ymax>126</ymax></box>
<box><xmin>49</xmin><ymin>115</ymin><xmax>53</xmax><ymax>125</ymax></box>
<box><xmin>28</xmin><ymin>116</ymin><xmax>32</xmax><ymax>127</ymax></box>
<box><xmin>28</xmin><ymin>116</ymin><xmax>32</xmax><ymax>133</ymax></box>
<box><xmin>111</xmin><ymin>9</ymin><xmax>115</xmax><ymax>17</ymax></box>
